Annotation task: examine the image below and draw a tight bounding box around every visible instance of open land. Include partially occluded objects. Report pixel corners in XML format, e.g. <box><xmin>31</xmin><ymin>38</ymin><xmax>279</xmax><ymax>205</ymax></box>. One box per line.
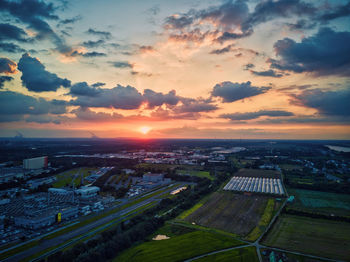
<box><xmin>184</xmin><ymin>191</ymin><xmax>274</xmax><ymax>236</ymax></box>
<box><xmin>262</xmin><ymin>214</ymin><xmax>350</xmax><ymax>261</ymax></box>
<box><xmin>114</xmin><ymin>223</ymin><xmax>244</xmax><ymax>262</ymax></box>
<box><xmin>288</xmin><ymin>188</ymin><xmax>350</xmax><ymax>217</ymax></box>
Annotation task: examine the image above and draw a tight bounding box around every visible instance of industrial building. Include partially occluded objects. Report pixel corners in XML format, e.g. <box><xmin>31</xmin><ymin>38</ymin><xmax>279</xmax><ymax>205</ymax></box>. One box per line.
<box><xmin>23</xmin><ymin>156</ymin><xmax>48</xmax><ymax>170</ymax></box>
<box><xmin>223</xmin><ymin>176</ymin><xmax>285</xmax><ymax>195</ymax></box>
<box><xmin>143</xmin><ymin>173</ymin><xmax>164</xmax><ymax>182</ymax></box>
<box><xmin>75</xmin><ymin>186</ymin><xmax>100</xmax><ymax>198</ymax></box>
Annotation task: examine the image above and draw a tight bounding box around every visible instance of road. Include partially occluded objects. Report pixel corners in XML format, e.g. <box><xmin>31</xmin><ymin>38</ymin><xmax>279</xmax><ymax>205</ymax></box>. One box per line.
<box><xmin>1</xmin><ymin>184</ymin><xmax>183</xmax><ymax>262</ymax></box>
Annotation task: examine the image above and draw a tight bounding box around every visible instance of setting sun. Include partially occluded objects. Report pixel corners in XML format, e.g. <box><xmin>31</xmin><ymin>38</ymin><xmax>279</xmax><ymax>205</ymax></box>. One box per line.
<box><xmin>139</xmin><ymin>126</ymin><xmax>151</xmax><ymax>135</ymax></box>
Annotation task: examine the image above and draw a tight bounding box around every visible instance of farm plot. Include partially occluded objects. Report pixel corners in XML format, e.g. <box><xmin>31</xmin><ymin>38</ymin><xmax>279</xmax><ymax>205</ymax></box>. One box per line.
<box><xmin>184</xmin><ymin>192</ymin><xmax>273</xmax><ymax>236</ymax></box>
<box><xmin>114</xmin><ymin>224</ymin><xmax>243</xmax><ymax>262</ymax></box>
<box><xmin>288</xmin><ymin>188</ymin><xmax>350</xmax><ymax>216</ymax></box>
<box><xmin>177</xmin><ymin>170</ymin><xmax>213</xmax><ymax>180</ymax></box>
<box><xmin>235</xmin><ymin>168</ymin><xmax>281</xmax><ymax>179</ymax></box>
<box><xmin>262</xmin><ymin>214</ymin><xmax>350</xmax><ymax>261</ymax></box>
<box><xmin>192</xmin><ymin>246</ymin><xmax>258</xmax><ymax>262</ymax></box>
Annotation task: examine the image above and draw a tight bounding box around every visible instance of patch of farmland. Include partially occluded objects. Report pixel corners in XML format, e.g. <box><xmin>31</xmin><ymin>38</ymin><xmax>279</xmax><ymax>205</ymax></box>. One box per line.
<box><xmin>288</xmin><ymin>188</ymin><xmax>350</xmax><ymax>216</ymax></box>
<box><xmin>114</xmin><ymin>224</ymin><xmax>243</xmax><ymax>262</ymax></box>
<box><xmin>192</xmin><ymin>246</ymin><xmax>258</xmax><ymax>262</ymax></box>
<box><xmin>185</xmin><ymin>192</ymin><xmax>271</xmax><ymax>236</ymax></box>
<box><xmin>262</xmin><ymin>214</ymin><xmax>350</xmax><ymax>261</ymax></box>
<box><xmin>235</xmin><ymin>168</ymin><xmax>281</xmax><ymax>179</ymax></box>
<box><xmin>177</xmin><ymin>170</ymin><xmax>213</xmax><ymax>180</ymax></box>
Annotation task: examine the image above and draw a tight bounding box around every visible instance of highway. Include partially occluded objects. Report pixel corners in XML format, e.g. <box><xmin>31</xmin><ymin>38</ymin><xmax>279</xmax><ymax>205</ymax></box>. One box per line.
<box><xmin>1</xmin><ymin>184</ymin><xmax>182</xmax><ymax>262</ymax></box>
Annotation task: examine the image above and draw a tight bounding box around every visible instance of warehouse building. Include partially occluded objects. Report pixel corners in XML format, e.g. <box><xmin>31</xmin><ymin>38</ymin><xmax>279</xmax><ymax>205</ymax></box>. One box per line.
<box><xmin>75</xmin><ymin>186</ymin><xmax>100</xmax><ymax>199</ymax></box>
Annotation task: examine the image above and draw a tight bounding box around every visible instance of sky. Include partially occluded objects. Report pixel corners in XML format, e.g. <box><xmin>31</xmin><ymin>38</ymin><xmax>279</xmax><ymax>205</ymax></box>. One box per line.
<box><xmin>0</xmin><ymin>0</ymin><xmax>350</xmax><ymax>139</ymax></box>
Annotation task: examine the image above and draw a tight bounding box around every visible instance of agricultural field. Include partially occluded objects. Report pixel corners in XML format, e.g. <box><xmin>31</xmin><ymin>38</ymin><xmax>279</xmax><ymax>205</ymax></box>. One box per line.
<box><xmin>192</xmin><ymin>246</ymin><xmax>258</xmax><ymax>262</ymax></box>
<box><xmin>176</xmin><ymin>170</ymin><xmax>213</xmax><ymax>180</ymax></box>
<box><xmin>288</xmin><ymin>188</ymin><xmax>350</xmax><ymax>217</ymax></box>
<box><xmin>235</xmin><ymin>168</ymin><xmax>281</xmax><ymax>179</ymax></box>
<box><xmin>114</xmin><ymin>224</ymin><xmax>244</xmax><ymax>262</ymax></box>
<box><xmin>262</xmin><ymin>214</ymin><xmax>350</xmax><ymax>261</ymax></box>
<box><xmin>53</xmin><ymin>167</ymin><xmax>98</xmax><ymax>188</ymax></box>
<box><xmin>279</xmin><ymin>164</ymin><xmax>303</xmax><ymax>171</ymax></box>
<box><xmin>184</xmin><ymin>191</ymin><xmax>277</xmax><ymax>237</ymax></box>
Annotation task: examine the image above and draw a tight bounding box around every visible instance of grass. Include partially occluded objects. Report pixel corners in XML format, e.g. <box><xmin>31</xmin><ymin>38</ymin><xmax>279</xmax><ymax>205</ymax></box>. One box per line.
<box><xmin>262</xmin><ymin>214</ymin><xmax>350</xmax><ymax>261</ymax></box>
<box><xmin>192</xmin><ymin>246</ymin><xmax>259</xmax><ymax>262</ymax></box>
<box><xmin>288</xmin><ymin>188</ymin><xmax>350</xmax><ymax>216</ymax></box>
<box><xmin>53</xmin><ymin>167</ymin><xmax>97</xmax><ymax>188</ymax></box>
<box><xmin>114</xmin><ymin>224</ymin><xmax>244</xmax><ymax>262</ymax></box>
<box><xmin>245</xmin><ymin>198</ymin><xmax>275</xmax><ymax>241</ymax></box>
<box><xmin>176</xmin><ymin>170</ymin><xmax>213</xmax><ymax>180</ymax></box>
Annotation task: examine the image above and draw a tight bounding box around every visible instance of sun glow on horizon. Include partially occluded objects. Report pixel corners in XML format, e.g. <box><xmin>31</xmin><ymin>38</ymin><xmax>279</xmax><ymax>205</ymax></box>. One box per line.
<box><xmin>139</xmin><ymin>126</ymin><xmax>151</xmax><ymax>135</ymax></box>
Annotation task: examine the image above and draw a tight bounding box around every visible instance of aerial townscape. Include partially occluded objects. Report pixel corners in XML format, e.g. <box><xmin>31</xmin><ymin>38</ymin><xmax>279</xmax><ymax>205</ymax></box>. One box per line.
<box><xmin>0</xmin><ymin>139</ymin><xmax>349</xmax><ymax>261</ymax></box>
<box><xmin>0</xmin><ymin>0</ymin><xmax>350</xmax><ymax>261</ymax></box>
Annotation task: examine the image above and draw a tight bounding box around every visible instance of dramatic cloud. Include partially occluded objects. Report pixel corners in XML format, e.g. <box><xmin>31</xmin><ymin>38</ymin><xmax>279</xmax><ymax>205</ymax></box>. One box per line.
<box><xmin>0</xmin><ymin>42</ymin><xmax>25</xmax><ymax>53</ymax></box>
<box><xmin>0</xmin><ymin>0</ymin><xmax>69</xmax><ymax>53</ymax></box>
<box><xmin>0</xmin><ymin>91</ymin><xmax>67</xmax><ymax>122</ymax></box>
<box><xmin>109</xmin><ymin>61</ymin><xmax>133</xmax><ymax>69</ymax></box>
<box><xmin>0</xmin><ymin>76</ymin><xmax>13</xmax><ymax>88</ymax></box>
<box><xmin>0</xmin><ymin>23</ymin><xmax>30</xmax><ymax>42</ymax></box>
<box><xmin>245</xmin><ymin>0</ymin><xmax>315</xmax><ymax>28</ymax></box>
<box><xmin>58</xmin><ymin>15</ymin><xmax>82</xmax><ymax>26</ymax></box>
<box><xmin>250</xmin><ymin>69</ymin><xmax>284</xmax><ymax>78</ymax></box>
<box><xmin>163</xmin><ymin>0</ymin><xmax>316</xmax><ymax>43</ymax></box>
<box><xmin>175</xmin><ymin>99</ymin><xmax>218</xmax><ymax>113</ymax></box>
<box><xmin>221</xmin><ymin>110</ymin><xmax>294</xmax><ymax>121</ymax></box>
<box><xmin>318</xmin><ymin>1</ymin><xmax>350</xmax><ymax>22</ymax></box>
<box><xmin>139</xmin><ymin>45</ymin><xmax>155</xmax><ymax>53</ymax></box>
<box><xmin>143</xmin><ymin>89</ymin><xmax>180</xmax><ymax>108</ymax></box>
<box><xmin>291</xmin><ymin>88</ymin><xmax>350</xmax><ymax>116</ymax></box>
<box><xmin>70</xmin><ymin>82</ymin><xmax>101</xmax><ymax>97</ymax></box>
<box><xmin>82</xmin><ymin>39</ymin><xmax>105</xmax><ymax>48</ymax></box>
<box><xmin>18</xmin><ymin>53</ymin><xmax>71</xmax><ymax>92</ymax></box>
<box><xmin>0</xmin><ymin>57</ymin><xmax>17</xmax><ymax>74</ymax></box>
<box><xmin>211</xmin><ymin>81</ymin><xmax>271</xmax><ymax>102</ymax></box>
<box><xmin>86</xmin><ymin>28</ymin><xmax>111</xmax><ymax>39</ymax></box>
<box><xmin>209</xmin><ymin>44</ymin><xmax>235</xmax><ymax>55</ymax></box>
<box><xmin>271</xmin><ymin>28</ymin><xmax>350</xmax><ymax>76</ymax></box>
<box><xmin>72</xmin><ymin>107</ymin><xmax>123</xmax><ymax>121</ymax></box>
<box><xmin>71</xmin><ymin>84</ymin><xmax>144</xmax><ymax>109</ymax></box>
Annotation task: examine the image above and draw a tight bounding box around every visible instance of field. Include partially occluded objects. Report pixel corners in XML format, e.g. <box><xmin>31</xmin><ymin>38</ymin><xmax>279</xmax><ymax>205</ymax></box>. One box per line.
<box><xmin>53</xmin><ymin>167</ymin><xmax>98</xmax><ymax>188</ymax></box>
<box><xmin>235</xmin><ymin>168</ymin><xmax>281</xmax><ymax>179</ymax></box>
<box><xmin>184</xmin><ymin>191</ymin><xmax>274</xmax><ymax>236</ymax></box>
<box><xmin>177</xmin><ymin>170</ymin><xmax>213</xmax><ymax>180</ymax></box>
<box><xmin>288</xmin><ymin>188</ymin><xmax>350</xmax><ymax>216</ymax></box>
<box><xmin>262</xmin><ymin>214</ymin><xmax>350</xmax><ymax>260</ymax></box>
<box><xmin>114</xmin><ymin>224</ymin><xmax>243</xmax><ymax>262</ymax></box>
<box><xmin>192</xmin><ymin>246</ymin><xmax>258</xmax><ymax>262</ymax></box>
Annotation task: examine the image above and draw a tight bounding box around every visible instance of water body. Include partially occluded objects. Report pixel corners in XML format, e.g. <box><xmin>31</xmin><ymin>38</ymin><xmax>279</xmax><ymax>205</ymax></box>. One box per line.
<box><xmin>326</xmin><ymin>145</ymin><xmax>350</xmax><ymax>152</ymax></box>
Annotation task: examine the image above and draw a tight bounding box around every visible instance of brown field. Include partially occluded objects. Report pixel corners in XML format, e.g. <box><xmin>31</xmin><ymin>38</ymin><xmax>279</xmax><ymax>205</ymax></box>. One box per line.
<box><xmin>185</xmin><ymin>191</ymin><xmax>271</xmax><ymax>236</ymax></box>
<box><xmin>235</xmin><ymin>168</ymin><xmax>281</xmax><ymax>179</ymax></box>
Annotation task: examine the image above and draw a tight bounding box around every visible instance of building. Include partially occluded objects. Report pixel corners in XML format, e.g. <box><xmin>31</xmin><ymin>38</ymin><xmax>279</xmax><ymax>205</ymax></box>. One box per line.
<box><xmin>26</xmin><ymin>177</ymin><xmax>56</xmax><ymax>189</ymax></box>
<box><xmin>0</xmin><ymin>167</ymin><xmax>24</xmax><ymax>183</ymax></box>
<box><xmin>75</xmin><ymin>186</ymin><xmax>100</xmax><ymax>198</ymax></box>
<box><xmin>143</xmin><ymin>173</ymin><xmax>164</xmax><ymax>182</ymax></box>
<box><xmin>23</xmin><ymin>156</ymin><xmax>48</xmax><ymax>170</ymax></box>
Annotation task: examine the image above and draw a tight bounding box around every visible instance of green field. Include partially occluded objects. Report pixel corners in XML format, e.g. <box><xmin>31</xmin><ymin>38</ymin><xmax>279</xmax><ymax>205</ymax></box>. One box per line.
<box><xmin>53</xmin><ymin>167</ymin><xmax>98</xmax><ymax>188</ymax></box>
<box><xmin>177</xmin><ymin>170</ymin><xmax>213</xmax><ymax>180</ymax></box>
<box><xmin>262</xmin><ymin>214</ymin><xmax>350</xmax><ymax>260</ymax></box>
<box><xmin>114</xmin><ymin>224</ymin><xmax>244</xmax><ymax>262</ymax></box>
<box><xmin>245</xmin><ymin>198</ymin><xmax>276</xmax><ymax>241</ymax></box>
<box><xmin>288</xmin><ymin>188</ymin><xmax>350</xmax><ymax>216</ymax></box>
<box><xmin>192</xmin><ymin>246</ymin><xmax>258</xmax><ymax>262</ymax></box>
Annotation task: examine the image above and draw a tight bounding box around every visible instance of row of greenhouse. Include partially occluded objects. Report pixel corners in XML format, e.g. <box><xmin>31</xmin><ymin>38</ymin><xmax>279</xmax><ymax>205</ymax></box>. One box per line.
<box><xmin>223</xmin><ymin>176</ymin><xmax>284</xmax><ymax>195</ymax></box>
